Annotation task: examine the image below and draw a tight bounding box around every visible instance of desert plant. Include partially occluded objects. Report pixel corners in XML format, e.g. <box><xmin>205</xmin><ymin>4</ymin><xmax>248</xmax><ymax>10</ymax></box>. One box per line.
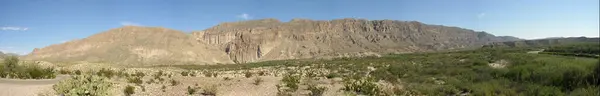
<box><xmin>343</xmin><ymin>78</ymin><xmax>381</xmax><ymax>96</ymax></box>
<box><xmin>258</xmin><ymin>71</ymin><xmax>267</xmax><ymax>76</ymax></box>
<box><xmin>96</xmin><ymin>68</ymin><xmax>115</xmax><ymax>79</ymax></box>
<box><xmin>53</xmin><ymin>75</ymin><xmax>112</xmax><ymax>96</ymax></box>
<box><xmin>253</xmin><ymin>77</ymin><xmax>264</xmax><ymax>85</ymax></box>
<box><xmin>170</xmin><ymin>79</ymin><xmax>179</xmax><ymax>86</ymax></box>
<box><xmin>325</xmin><ymin>73</ymin><xmax>339</xmax><ymax>79</ymax></box>
<box><xmin>74</xmin><ymin>70</ymin><xmax>82</xmax><ymax>75</ymax></box>
<box><xmin>59</xmin><ymin>69</ymin><xmax>71</xmax><ymax>75</ymax></box>
<box><xmin>127</xmin><ymin>77</ymin><xmax>143</xmax><ymax>85</ymax></box>
<box><xmin>187</xmin><ymin>86</ymin><xmax>197</xmax><ymax>95</ymax></box>
<box><xmin>154</xmin><ymin>70</ymin><xmax>163</xmax><ymax>79</ymax></box>
<box><xmin>3</xmin><ymin>55</ymin><xmax>19</xmax><ymax>73</ymax></box>
<box><xmin>124</xmin><ymin>85</ymin><xmax>135</xmax><ymax>96</ymax></box>
<box><xmin>282</xmin><ymin>74</ymin><xmax>301</xmax><ymax>91</ymax></box>
<box><xmin>223</xmin><ymin>77</ymin><xmax>233</xmax><ymax>81</ymax></box>
<box><xmin>181</xmin><ymin>71</ymin><xmax>189</xmax><ymax>76</ymax></box>
<box><xmin>202</xmin><ymin>85</ymin><xmax>218</xmax><ymax>96</ymax></box>
<box><xmin>245</xmin><ymin>71</ymin><xmax>253</xmax><ymax>78</ymax></box>
<box><xmin>133</xmin><ymin>71</ymin><xmax>145</xmax><ymax>77</ymax></box>
<box><xmin>308</xmin><ymin>84</ymin><xmax>327</xmax><ymax>96</ymax></box>
<box><xmin>161</xmin><ymin>85</ymin><xmax>167</xmax><ymax>92</ymax></box>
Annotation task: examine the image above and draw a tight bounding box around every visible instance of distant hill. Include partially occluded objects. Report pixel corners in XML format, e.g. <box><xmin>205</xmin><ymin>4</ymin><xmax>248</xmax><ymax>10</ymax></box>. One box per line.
<box><xmin>24</xmin><ymin>26</ymin><xmax>233</xmax><ymax>66</ymax></box>
<box><xmin>484</xmin><ymin>37</ymin><xmax>599</xmax><ymax>48</ymax></box>
<box><xmin>25</xmin><ymin>18</ymin><xmax>521</xmax><ymax>65</ymax></box>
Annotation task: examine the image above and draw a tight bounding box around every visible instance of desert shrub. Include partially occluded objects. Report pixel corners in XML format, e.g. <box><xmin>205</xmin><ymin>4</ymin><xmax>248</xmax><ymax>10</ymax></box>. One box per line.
<box><xmin>1</xmin><ymin>58</ymin><xmax>55</xmax><ymax>79</ymax></box>
<box><xmin>258</xmin><ymin>71</ymin><xmax>267</xmax><ymax>76</ymax></box>
<box><xmin>308</xmin><ymin>84</ymin><xmax>327</xmax><ymax>96</ymax></box>
<box><xmin>170</xmin><ymin>79</ymin><xmax>179</xmax><ymax>86</ymax></box>
<box><xmin>53</xmin><ymin>75</ymin><xmax>112</xmax><ymax>96</ymax></box>
<box><xmin>282</xmin><ymin>73</ymin><xmax>301</xmax><ymax>91</ymax></box>
<box><xmin>124</xmin><ymin>85</ymin><xmax>135</xmax><ymax>96</ymax></box>
<box><xmin>161</xmin><ymin>85</ymin><xmax>167</xmax><ymax>92</ymax></box>
<box><xmin>96</xmin><ymin>68</ymin><xmax>115</xmax><ymax>79</ymax></box>
<box><xmin>141</xmin><ymin>85</ymin><xmax>146</xmax><ymax>92</ymax></box>
<box><xmin>181</xmin><ymin>71</ymin><xmax>189</xmax><ymax>76</ymax></box>
<box><xmin>202</xmin><ymin>85</ymin><xmax>218</xmax><ymax>96</ymax></box>
<box><xmin>74</xmin><ymin>70</ymin><xmax>82</xmax><ymax>75</ymax></box>
<box><xmin>153</xmin><ymin>70</ymin><xmax>163</xmax><ymax>79</ymax></box>
<box><xmin>58</xmin><ymin>69</ymin><xmax>71</xmax><ymax>75</ymax></box>
<box><xmin>3</xmin><ymin>55</ymin><xmax>18</xmax><ymax>73</ymax></box>
<box><xmin>187</xmin><ymin>86</ymin><xmax>197</xmax><ymax>95</ymax></box>
<box><xmin>223</xmin><ymin>77</ymin><xmax>232</xmax><ymax>81</ymax></box>
<box><xmin>133</xmin><ymin>71</ymin><xmax>145</xmax><ymax>77</ymax></box>
<box><xmin>244</xmin><ymin>71</ymin><xmax>253</xmax><ymax>78</ymax></box>
<box><xmin>569</xmin><ymin>86</ymin><xmax>600</xmax><ymax>96</ymax></box>
<box><xmin>343</xmin><ymin>78</ymin><xmax>381</xmax><ymax>96</ymax></box>
<box><xmin>147</xmin><ymin>79</ymin><xmax>154</xmax><ymax>84</ymax></box>
<box><xmin>325</xmin><ymin>73</ymin><xmax>339</xmax><ymax>79</ymax></box>
<box><xmin>116</xmin><ymin>69</ymin><xmax>129</xmax><ymax>78</ymax></box>
<box><xmin>253</xmin><ymin>77</ymin><xmax>264</xmax><ymax>85</ymax></box>
<box><xmin>127</xmin><ymin>77</ymin><xmax>143</xmax><ymax>85</ymax></box>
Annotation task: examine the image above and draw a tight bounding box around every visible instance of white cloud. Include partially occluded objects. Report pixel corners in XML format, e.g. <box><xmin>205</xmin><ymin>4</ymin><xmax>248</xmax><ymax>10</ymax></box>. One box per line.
<box><xmin>477</xmin><ymin>13</ymin><xmax>486</xmax><ymax>19</ymax></box>
<box><xmin>1</xmin><ymin>26</ymin><xmax>28</xmax><ymax>31</ymax></box>
<box><xmin>120</xmin><ymin>21</ymin><xmax>142</xmax><ymax>26</ymax></box>
<box><xmin>237</xmin><ymin>13</ymin><xmax>251</xmax><ymax>20</ymax></box>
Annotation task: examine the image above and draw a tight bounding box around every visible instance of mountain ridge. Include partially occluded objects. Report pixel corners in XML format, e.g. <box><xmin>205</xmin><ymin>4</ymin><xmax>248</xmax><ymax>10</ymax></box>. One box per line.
<box><xmin>25</xmin><ymin>18</ymin><xmax>521</xmax><ymax>65</ymax></box>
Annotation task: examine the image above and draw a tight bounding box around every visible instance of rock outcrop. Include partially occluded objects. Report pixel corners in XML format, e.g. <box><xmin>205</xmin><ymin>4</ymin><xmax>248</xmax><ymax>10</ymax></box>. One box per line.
<box><xmin>24</xmin><ymin>26</ymin><xmax>233</xmax><ymax>66</ymax></box>
<box><xmin>194</xmin><ymin>18</ymin><xmax>520</xmax><ymax>63</ymax></box>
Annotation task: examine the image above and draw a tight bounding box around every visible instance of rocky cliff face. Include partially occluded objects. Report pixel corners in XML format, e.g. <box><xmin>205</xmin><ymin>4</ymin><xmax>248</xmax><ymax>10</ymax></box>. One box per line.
<box><xmin>194</xmin><ymin>18</ymin><xmax>520</xmax><ymax>63</ymax></box>
<box><xmin>24</xmin><ymin>18</ymin><xmax>520</xmax><ymax>65</ymax></box>
<box><xmin>25</xmin><ymin>26</ymin><xmax>233</xmax><ymax>66</ymax></box>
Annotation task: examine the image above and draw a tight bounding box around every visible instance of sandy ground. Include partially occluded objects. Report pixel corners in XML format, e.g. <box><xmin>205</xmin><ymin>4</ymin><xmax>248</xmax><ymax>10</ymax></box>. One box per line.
<box><xmin>0</xmin><ymin>75</ymin><xmax>69</xmax><ymax>96</ymax></box>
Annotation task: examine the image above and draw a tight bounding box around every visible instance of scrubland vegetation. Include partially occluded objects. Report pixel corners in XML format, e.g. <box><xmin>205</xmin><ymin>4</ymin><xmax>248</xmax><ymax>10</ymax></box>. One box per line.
<box><xmin>172</xmin><ymin>46</ymin><xmax>600</xmax><ymax>95</ymax></box>
<box><xmin>0</xmin><ymin>56</ymin><xmax>55</xmax><ymax>79</ymax></box>
<box><xmin>6</xmin><ymin>42</ymin><xmax>598</xmax><ymax>96</ymax></box>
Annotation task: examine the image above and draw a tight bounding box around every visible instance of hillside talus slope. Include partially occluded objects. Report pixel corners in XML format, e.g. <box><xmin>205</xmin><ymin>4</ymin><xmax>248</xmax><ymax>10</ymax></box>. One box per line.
<box><xmin>24</xmin><ymin>26</ymin><xmax>233</xmax><ymax>66</ymax></box>
<box><xmin>193</xmin><ymin>18</ymin><xmax>520</xmax><ymax>63</ymax></box>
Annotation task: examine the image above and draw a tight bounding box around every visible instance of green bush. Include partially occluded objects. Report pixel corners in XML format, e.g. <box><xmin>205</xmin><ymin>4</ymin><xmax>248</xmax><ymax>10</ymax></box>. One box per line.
<box><xmin>170</xmin><ymin>79</ymin><xmax>179</xmax><ymax>86</ymax></box>
<box><xmin>202</xmin><ymin>85</ymin><xmax>218</xmax><ymax>96</ymax></box>
<box><xmin>281</xmin><ymin>74</ymin><xmax>300</xmax><ymax>91</ymax></box>
<box><xmin>245</xmin><ymin>71</ymin><xmax>253</xmax><ymax>78</ymax></box>
<box><xmin>325</xmin><ymin>73</ymin><xmax>339</xmax><ymax>79</ymax></box>
<box><xmin>181</xmin><ymin>71</ymin><xmax>189</xmax><ymax>76</ymax></box>
<box><xmin>187</xmin><ymin>86</ymin><xmax>197</xmax><ymax>95</ymax></box>
<box><xmin>3</xmin><ymin>56</ymin><xmax>18</xmax><ymax>73</ymax></box>
<box><xmin>253</xmin><ymin>77</ymin><xmax>263</xmax><ymax>85</ymax></box>
<box><xmin>53</xmin><ymin>75</ymin><xmax>112</xmax><ymax>96</ymax></box>
<box><xmin>343</xmin><ymin>78</ymin><xmax>381</xmax><ymax>96</ymax></box>
<box><xmin>96</xmin><ymin>68</ymin><xmax>115</xmax><ymax>79</ymax></box>
<box><xmin>124</xmin><ymin>85</ymin><xmax>135</xmax><ymax>96</ymax></box>
<box><xmin>308</xmin><ymin>84</ymin><xmax>327</xmax><ymax>96</ymax></box>
<box><xmin>133</xmin><ymin>71</ymin><xmax>145</xmax><ymax>77</ymax></box>
<box><xmin>127</xmin><ymin>77</ymin><xmax>143</xmax><ymax>85</ymax></box>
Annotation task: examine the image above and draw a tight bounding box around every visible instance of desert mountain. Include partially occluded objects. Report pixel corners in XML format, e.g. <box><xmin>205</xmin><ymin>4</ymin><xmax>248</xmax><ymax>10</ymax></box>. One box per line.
<box><xmin>24</xmin><ymin>26</ymin><xmax>233</xmax><ymax>66</ymax></box>
<box><xmin>25</xmin><ymin>18</ymin><xmax>520</xmax><ymax>65</ymax></box>
<box><xmin>193</xmin><ymin>18</ymin><xmax>521</xmax><ymax>63</ymax></box>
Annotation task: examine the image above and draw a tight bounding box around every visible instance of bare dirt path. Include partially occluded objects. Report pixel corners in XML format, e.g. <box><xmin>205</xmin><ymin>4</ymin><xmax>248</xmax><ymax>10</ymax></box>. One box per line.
<box><xmin>0</xmin><ymin>75</ymin><xmax>69</xmax><ymax>96</ymax></box>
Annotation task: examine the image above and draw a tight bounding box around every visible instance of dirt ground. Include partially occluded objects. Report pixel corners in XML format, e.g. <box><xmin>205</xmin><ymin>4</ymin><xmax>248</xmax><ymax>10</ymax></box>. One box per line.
<box><xmin>0</xmin><ymin>75</ymin><xmax>68</xmax><ymax>96</ymax></box>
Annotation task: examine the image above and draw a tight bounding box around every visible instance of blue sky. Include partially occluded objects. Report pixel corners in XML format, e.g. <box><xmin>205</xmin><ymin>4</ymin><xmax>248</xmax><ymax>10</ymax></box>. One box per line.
<box><xmin>0</xmin><ymin>0</ymin><xmax>598</xmax><ymax>55</ymax></box>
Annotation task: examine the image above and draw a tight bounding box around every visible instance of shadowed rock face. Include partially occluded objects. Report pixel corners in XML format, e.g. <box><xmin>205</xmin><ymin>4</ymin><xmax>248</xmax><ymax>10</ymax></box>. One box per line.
<box><xmin>194</xmin><ymin>18</ymin><xmax>520</xmax><ymax>63</ymax></box>
<box><xmin>24</xmin><ymin>26</ymin><xmax>233</xmax><ymax>66</ymax></box>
